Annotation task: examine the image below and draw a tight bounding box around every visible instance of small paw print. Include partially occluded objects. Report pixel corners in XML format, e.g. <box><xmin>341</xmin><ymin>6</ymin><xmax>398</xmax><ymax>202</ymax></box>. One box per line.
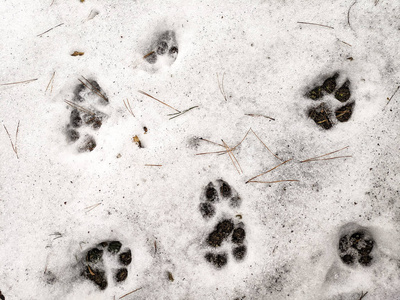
<box><xmin>338</xmin><ymin>229</ymin><xmax>374</xmax><ymax>267</ymax></box>
<box><xmin>144</xmin><ymin>30</ymin><xmax>179</xmax><ymax>66</ymax></box>
<box><xmin>65</xmin><ymin>78</ymin><xmax>109</xmax><ymax>152</ymax></box>
<box><xmin>81</xmin><ymin>240</ymin><xmax>132</xmax><ymax>290</ymax></box>
<box><xmin>306</xmin><ymin>73</ymin><xmax>355</xmax><ymax>130</ymax></box>
<box><xmin>199</xmin><ymin>180</ymin><xmax>247</xmax><ymax>269</ymax></box>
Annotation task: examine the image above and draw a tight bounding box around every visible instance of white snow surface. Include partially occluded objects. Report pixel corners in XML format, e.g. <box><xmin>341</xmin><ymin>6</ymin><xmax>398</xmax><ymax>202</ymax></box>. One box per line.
<box><xmin>1</xmin><ymin>0</ymin><xmax>400</xmax><ymax>299</ymax></box>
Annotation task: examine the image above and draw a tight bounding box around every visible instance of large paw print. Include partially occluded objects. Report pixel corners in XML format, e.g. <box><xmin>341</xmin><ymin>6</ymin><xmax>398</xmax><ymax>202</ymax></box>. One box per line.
<box><xmin>338</xmin><ymin>226</ymin><xmax>374</xmax><ymax>267</ymax></box>
<box><xmin>199</xmin><ymin>180</ymin><xmax>247</xmax><ymax>269</ymax></box>
<box><xmin>143</xmin><ymin>30</ymin><xmax>179</xmax><ymax>66</ymax></box>
<box><xmin>65</xmin><ymin>78</ymin><xmax>109</xmax><ymax>152</ymax></box>
<box><xmin>81</xmin><ymin>240</ymin><xmax>132</xmax><ymax>290</ymax></box>
<box><xmin>305</xmin><ymin>73</ymin><xmax>355</xmax><ymax>130</ymax></box>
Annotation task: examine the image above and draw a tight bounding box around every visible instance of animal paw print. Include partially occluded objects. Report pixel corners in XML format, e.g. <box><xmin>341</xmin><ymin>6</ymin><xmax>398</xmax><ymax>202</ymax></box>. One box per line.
<box><xmin>338</xmin><ymin>228</ymin><xmax>374</xmax><ymax>267</ymax></box>
<box><xmin>305</xmin><ymin>73</ymin><xmax>355</xmax><ymax>130</ymax></box>
<box><xmin>65</xmin><ymin>78</ymin><xmax>109</xmax><ymax>152</ymax></box>
<box><xmin>199</xmin><ymin>180</ymin><xmax>247</xmax><ymax>269</ymax></box>
<box><xmin>81</xmin><ymin>241</ymin><xmax>132</xmax><ymax>290</ymax></box>
<box><xmin>144</xmin><ymin>30</ymin><xmax>179</xmax><ymax>66</ymax></box>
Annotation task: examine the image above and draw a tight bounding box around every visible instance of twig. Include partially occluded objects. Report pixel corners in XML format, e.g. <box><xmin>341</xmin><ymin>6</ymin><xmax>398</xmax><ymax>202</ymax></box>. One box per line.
<box><xmin>300</xmin><ymin>146</ymin><xmax>349</xmax><ymax>163</ymax></box>
<box><xmin>297</xmin><ymin>22</ymin><xmax>334</xmax><ymax>29</ymax></box>
<box><xmin>119</xmin><ymin>287</ymin><xmax>143</xmax><ymax>299</ymax></box>
<box><xmin>64</xmin><ymin>100</ymin><xmax>95</xmax><ymax>115</ymax></box>
<box><xmin>385</xmin><ymin>85</ymin><xmax>400</xmax><ymax>108</ymax></box>
<box><xmin>0</xmin><ymin>78</ymin><xmax>38</xmax><ymax>86</ymax></box>
<box><xmin>3</xmin><ymin>121</ymin><xmax>20</xmax><ymax>159</ymax></box>
<box><xmin>222</xmin><ymin>140</ymin><xmax>242</xmax><ymax>174</ymax></box>
<box><xmin>245</xmin><ymin>113</ymin><xmax>275</xmax><ymax>121</ymax></box>
<box><xmin>123</xmin><ymin>99</ymin><xmax>135</xmax><ymax>117</ymax></box>
<box><xmin>80</xmin><ymin>76</ymin><xmax>108</xmax><ymax>102</ymax></box>
<box><xmin>217</xmin><ymin>72</ymin><xmax>228</xmax><ymax>101</ymax></box>
<box><xmin>246</xmin><ymin>159</ymin><xmax>292</xmax><ymax>183</ymax></box>
<box><xmin>306</xmin><ymin>155</ymin><xmax>352</xmax><ymax>162</ymax></box>
<box><xmin>145</xmin><ymin>164</ymin><xmax>162</xmax><ymax>167</ymax></box>
<box><xmin>85</xmin><ymin>203</ymin><xmax>101</xmax><ymax>212</ymax></box>
<box><xmin>37</xmin><ymin>23</ymin><xmax>64</xmax><ymax>37</ymax></box>
<box><xmin>45</xmin><ymin>72</ymin><xmax>56</xmax><ymax>94</ymax></box>
<box><xmin>338</xmin><ymin>39</ymin><xmax>352</xmax><ymax>47</ymax></box>
<box><xmin>168</xmin><ymin>106</ymin><xmax>198</xmax><ymax>120</ymax></box>
<box><xmin>249</xmin><ymin>179</ymin><xmax>299</xmax><ymax>184</ymax></box>
<box><xmin>154</xmin><ymin>241</ymin><xmax>157</xmax><ymax>254</ymax></box>
<box><xmin>359</xmin><ymin>291</ymin><xmax>368</xmax><ymax>300</ymax></box>
<box><xmin>348</xmin><ymin>1</ymin><xmax>357</xmax><ymax>29</ymax></box>
<box><xmin>138</xmin><ymin>90</ymin><xmax>180</xmax><ymax>113</ymax></box>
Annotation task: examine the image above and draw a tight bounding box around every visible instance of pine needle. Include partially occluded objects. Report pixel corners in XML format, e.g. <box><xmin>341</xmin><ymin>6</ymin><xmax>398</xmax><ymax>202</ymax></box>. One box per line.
<box><xmin>245</xmin><ymin>113</ymin><xmax>275</xmax><ymax>121</ymax></box>
<box><xmin>64</xmin><ymin>100</ymin><xmax>95</xmax><ymax>115</ymax></box>
<box><xmin>300</xmin><ymin>146</ymin><xmax>349</xmax><ymax>163</ymax></box>
<box><xmin>45</xmin><ymin>72</ymin><xmax>56</xmax><ymax>94</ymax></box>
<box><xmin>119</xmin><ymin>287</ymin><xmax>143</xmax><ymax>299</ymax></box>
<box><xmin>37</xmin><ymin>23</ymin><xmax>64</xmax><ymax>37</ymax></box>
<box><xmin>80</xmin><ymin>76</ymin><xmax>108</xmax><ymax>102</ymax></box>
<box><xmin>297</xmin><ymin>22</ymin><xmax>334</xmax><ymax>29</ymax></box>
<box><xmin>199</xmin><ymin>137</ymin><xmax>225</xmax><ymax>148</ymax></box>
<box><xmin>222</xmin><ymin>139</ymin><xmax>242</xmax><ymax>174</ymax></box>
<box><xmin>217</xmin><ymin>72</ymin><xmax>228</xmax><ymax>101</ymax></box>
<box><xmin>3</xmin><ymin>121</ymin><xmax>20</xmax><ymax>159</ymax></box>
<box><xmin>384</xmin><ymin>85</ymin><xmax>400</xmax><ymax>109</ymax></box>
<box><xmin>168</xmin><ymin>106</ymin><xmax>198</xmax><ymax>119</ymax></box>
<box><xmin>1</xmin><ymin>78</ymin><xmax>38</xmax><ymax>86</ymax></box>
<box><xmin>246</xmin><ymin>159</ymin><xmax>292</xmax><ymax>183</ymax></box>
<box><xmin>249</xmin><ymin>179</ymin><xmax>299</xmax><ymax>184</ymax></box>
<box><xmin>250</xmin><ymin>128</ymin><xmax>283</xmax><ymax>161</ymax></box>
<box><xmin>84</xmin><ymin>203</ymin><xmax>101</xmax><ymax>212</ymax></box>
<box><xmin>145</xmin><ymin>164</ymin><xmax>162</xmax><ymax>167</ymax></box>
<box><xmin>123</xmin><ymin>99</ymin><xmax>135</xmax><ymax>117</ymax></box>
<box><xmin>359</xmin><ymin>291</ymin><xmax>368</xmax><ymax>300</ymax></box>
<box><xmin>138</xmin><ymin>90</ymin><xmax>180</xmax><ymax>113</ymax></box>
<box><xmin>348</xmin><ymin>1</ymin><xmax>357</xmax><ymax>29</ymax></box>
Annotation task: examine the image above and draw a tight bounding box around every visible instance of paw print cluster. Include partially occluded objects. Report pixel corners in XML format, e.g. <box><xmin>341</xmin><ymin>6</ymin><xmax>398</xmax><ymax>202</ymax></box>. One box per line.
<box><xmin>338</xmin><ymin>229</ymin><xmax>374</xmax><ymax>267</ymax></box>
<box><xmin>199</xmin><ymin>180</ymin><xmax>247</xmax><ymax>269</ymax></box>
<box><xmin>144</xmin><ymin>30</ymin><xmax>179</xmax><ymax>65</ymax></box>
<box><xmin>65</xmin><ymin>79</ymin><xmax>109</xmax><ymax>152</ymax></box>
<box><xmin>306</xmin><ymin>73</ymin><xmax>355</xmax><ymax>130</ymax></box>
<box><xmin>81</xmin><ymin>240</ymin><xmax>132</xmax><ymax>290</ymax></box>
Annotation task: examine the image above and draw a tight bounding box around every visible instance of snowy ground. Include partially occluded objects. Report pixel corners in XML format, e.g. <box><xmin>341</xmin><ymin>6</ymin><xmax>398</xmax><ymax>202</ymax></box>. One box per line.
<box><xmin>1</xmin><ymin>0</ymin><xmax>400</xmax><ymax>299</ymax></box>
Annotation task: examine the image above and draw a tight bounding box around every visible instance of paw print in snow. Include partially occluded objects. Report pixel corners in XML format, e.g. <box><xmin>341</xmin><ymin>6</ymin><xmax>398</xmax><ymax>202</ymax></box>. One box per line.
<box><xmin>306</xmin><ymin>73</ymin><xmax>355</xmax><ymax>129</ymax></box>
<box><xmin>199</xmin><ymin>180</ymin><xmax>247</xmax><ymax>269</ymax></box>
<box><xmin>144</xmin><ymin>30</ymin><xmax>179</xmax><ymax>66</ymax></box>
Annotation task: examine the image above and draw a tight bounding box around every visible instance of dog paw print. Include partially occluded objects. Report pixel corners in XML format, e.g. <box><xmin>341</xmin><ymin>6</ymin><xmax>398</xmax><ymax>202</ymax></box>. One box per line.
<box><xmin>305</xmin><ymin>73</ymin><xmax>355</xmax><ymax>130</ymax></box>
<box><xmin>81</xmin><ymin>241</ymin><xmax>132</xmax><ymax>290</ymax></box>
<box><xmin>199</xmin><ymin>180</ymin><xmax>247</xmax><ymax>269</ymax></box>
<box><xmin>143</xmin><ymin>30</ymin><xmax>179</xmax><ymax>66</ymax></box>
<box><xmin>338</xmin><ymin>228</ymin><xmax>374</xmax><ymax>267</ymax></box>
<box><xmin>65</xmin><ymin>78</ymin><xmax>109</xmax><ymax>152</ymax></box>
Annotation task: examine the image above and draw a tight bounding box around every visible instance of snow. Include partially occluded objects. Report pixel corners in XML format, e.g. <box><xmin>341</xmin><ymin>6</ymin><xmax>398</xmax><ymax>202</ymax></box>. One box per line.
<box><xmin>1</xmin><ymin>0</ymin><xmax>400</xmax><ymax>299</ymax></box>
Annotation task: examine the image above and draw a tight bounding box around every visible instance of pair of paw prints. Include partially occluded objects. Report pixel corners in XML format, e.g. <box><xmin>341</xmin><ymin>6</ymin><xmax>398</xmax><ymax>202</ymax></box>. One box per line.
<box><xmin>339</xmin><ymin>229</ymin><xmax>374</xmax><ymax>267</ymax></box>
<box><xmin>306</xmin><ymin>73</ymin><xmax>355</xmax><ymax>130</ymax></box>
<box><xmin>144</xmin><ymin>30</ymin><xmax>179</xmax><ymax>66</ymax></box>
<box><xmin>199</xmin><ymin>180</ymin><xmax>247</xmax><ymax>269</ymax></box>
<box><xmin>81</xmin><ymin>241</ymin><xmax>132</xmax><ymax>290</ymax></box>
<box><xmin>65</xmin><ymin>78</ymin><xmax>109</xmax><ymax>152</ymax></box>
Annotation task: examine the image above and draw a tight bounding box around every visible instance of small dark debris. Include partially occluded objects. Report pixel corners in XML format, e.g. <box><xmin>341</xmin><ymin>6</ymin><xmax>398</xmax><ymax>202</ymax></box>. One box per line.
<box><xmin>71</xmin><ymin>51</ymin><xmax>84</xmax><ymax>56</ymax></box>
<box><xmin>232</xmin><ymin>245</ymin><xmax>247</xmax><ymax>261</ymax></box>
<box><xmin>119</xmin><ymin>249</ymin><xmax>132</xmax><ymax>266</ymax></box>
<box><xmin>108</xmin><ymin>241</ymin><xmax>122</xmax><ymax>254</ymax></box>
<box><xmin>115</xmin><ymin>268</ymin><xmax>128</xmax><ymax>282</ymax></box>
<box><xmin>199</xmin><ymin>202</ymin><xmax>216</xmax><ymax>219</ymax></box>
<box><xmin>322</xmin><ymin>73</ymin><xmax>338</xmax><ymax>94</ymax></box>
<box><xmin>307</xmin><ymin>86</ymin><xmax>323</xmax><ymax>100</ymax></box>
<box><xmin>205</xmin><ymin>252</ymin><xmax>228</xmax><ymax>268</ymax></box>
<box><xmin>86</xmin><ymin>248</ymin><xmax>103</xmax><ymax>263</ymax></box>
<box><xmin>308</xmin><ymin>104</ymin><xmax>333</xmax><ymax>130</ymax></box>
<box><xmin>167</xmin><ymin>271</ymin><xmax>174</xmax><ymax>282</ymax></box>
<box><xmin>232</xmin><ymin>228</ymin><xmax>246</xmax><ymax>244</ymax></box>
<box><xmin>335</xmin><ymin>102</ymin><xmax>354</xmax><ymax>122</ymax></box>
<box><xmin>335</xmin><ymin>80</ymin><xmax>351</xmax><ymax>102</ymax></box>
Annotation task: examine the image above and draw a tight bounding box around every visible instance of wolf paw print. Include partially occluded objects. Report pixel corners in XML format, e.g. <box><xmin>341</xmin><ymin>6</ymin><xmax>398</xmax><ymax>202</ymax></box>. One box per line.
<box><xmin>81</xmin><ymin>240</ymin><xmax>132</xmax><ymax>290</ymax></box>
<box><xmin>65</xmin><ymin>78</ymin><xmax>109</xmax><ymax>152</ymax></box>
<box><xmin>143</xmin><ymin>30</ymin><xmax>179</xmax><ymax>66</ymax></box>
<box><xmin>199</xmin><ymin>180</ymin><xmax>247</xmax><ymax>269</ymax></box>
<box><xmin>305</xmin><ymin>73</ymin><xmax>355</xmax><ymax>130</ymax></box>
